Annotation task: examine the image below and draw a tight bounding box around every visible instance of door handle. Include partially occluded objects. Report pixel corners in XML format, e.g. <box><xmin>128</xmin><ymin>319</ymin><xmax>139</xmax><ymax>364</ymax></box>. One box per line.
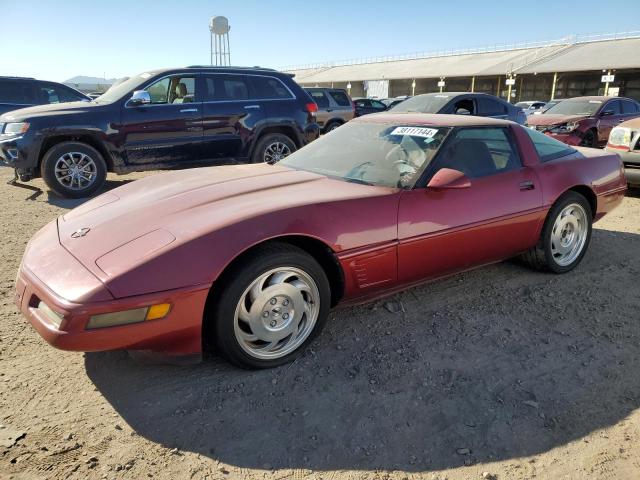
<box><xmin>519</xmin><ymin>180</ymin><xmax>535</xmax><ymax>191</ymax></box>
<box><xmin>244</xmin><ymin>105</ymin><xmax>261</xmax><ymax>109</ymax></box>
<box><xmin>180</xmin><ymin>108</ymin><xmax>198</xmax><ymax>113</ymax></box>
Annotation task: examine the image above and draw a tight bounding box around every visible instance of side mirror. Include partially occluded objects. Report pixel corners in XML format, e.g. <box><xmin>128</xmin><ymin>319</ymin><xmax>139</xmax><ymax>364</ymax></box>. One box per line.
<box><xmin>601</xmin><ymin>109</ymin><xmax>614</xmax><ymax>117</ymax></box>
<box><xmin>455</xmin><ymin>108</ymin><xmax>471</xmax><ymax>115</ymax></box>
<box><xmin>427</xmin><ymin>168</ymin><xmax>471</xmax><ymax>189</ymax></box>
<box><xmin>128</xmin><ymin>90</ymin><xmax>151</xmax><ymax>106</ymax></box>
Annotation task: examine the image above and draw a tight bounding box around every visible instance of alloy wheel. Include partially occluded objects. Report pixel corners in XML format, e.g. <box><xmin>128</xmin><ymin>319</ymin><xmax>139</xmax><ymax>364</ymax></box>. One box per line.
<box><xmin>263</xmin><ymin>142</ymin><xmax>291</xmax><ymax>164</ymax></box>
<box><xmin>550</xmin><ymin>203</ymin><xmax>588</xmax><ymax>266</ymax></box>
<box><xmin>54</xmin><ymin>152</ymin><xmax>98</xmax><ymax>190</ymax></box>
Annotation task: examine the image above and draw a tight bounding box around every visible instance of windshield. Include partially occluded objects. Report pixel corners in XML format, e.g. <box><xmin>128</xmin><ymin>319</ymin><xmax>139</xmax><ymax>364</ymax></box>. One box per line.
<box><xmin>544</xmin><ymin>99</ymin><xmax>601</xmax><ymax>116</ymax></box>
<box><xmin>280</xmin><ymin>122</ymin><xmax>451</xmax><ymax>188</ymax></box>
<box><xmin>389</xmin><ymin>94</ymin><xmax>451</xmax><ymax>113</ymax></box>
<box><xmin>94</xmin><ymin>72</ymin><xmax>156</xmax><ymax>103</ymax></box>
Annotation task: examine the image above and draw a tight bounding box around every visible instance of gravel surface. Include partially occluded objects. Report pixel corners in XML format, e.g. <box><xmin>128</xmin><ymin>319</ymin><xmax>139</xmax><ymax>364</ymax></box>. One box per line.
<box><xmin>1</xmin><ymin>167</ymin><xmax>639</xmax><ymax>480</ymax></box>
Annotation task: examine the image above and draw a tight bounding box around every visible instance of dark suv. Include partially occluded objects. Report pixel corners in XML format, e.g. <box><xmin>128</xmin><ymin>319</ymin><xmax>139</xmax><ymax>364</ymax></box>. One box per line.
<box><xmin>0</xmin><ymin>76</ymin><xmax>90</xmax><ymax>116</ymax></box>
<box><xmin>0</xmin><ymin>67</ymin><xmax>319</xmax><ymax>198</ymax></box>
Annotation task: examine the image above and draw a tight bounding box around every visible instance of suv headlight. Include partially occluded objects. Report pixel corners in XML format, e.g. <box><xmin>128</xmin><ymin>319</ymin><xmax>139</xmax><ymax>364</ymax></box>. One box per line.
<box><xmin>3</xmin><ymin>122</ymin><xmax>30</xmax><ymax>135</ymax></box>
<box><xmin>549</xmin><ymin>122</ymin><xmax>579</xmax><ymax>134</ymax></box>
<box><xmin>608</xmin><ymin>127</ymin><xmax>632</xmax><ymax>147</ymax></box>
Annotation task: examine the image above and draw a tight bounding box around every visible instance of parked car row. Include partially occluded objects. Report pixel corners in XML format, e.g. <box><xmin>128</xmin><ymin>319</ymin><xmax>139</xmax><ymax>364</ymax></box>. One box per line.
<box><xmin>2</xmin><ymin>67</ymin><xmax>640</xmax><ymax>197</ymax></box>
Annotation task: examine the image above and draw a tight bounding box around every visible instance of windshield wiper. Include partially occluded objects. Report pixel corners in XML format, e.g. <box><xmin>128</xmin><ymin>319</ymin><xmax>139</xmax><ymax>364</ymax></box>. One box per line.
<box><xmin>345</xmin><ymin>177</ymin><xmax>374</xmax><ymax>186</ymax></box>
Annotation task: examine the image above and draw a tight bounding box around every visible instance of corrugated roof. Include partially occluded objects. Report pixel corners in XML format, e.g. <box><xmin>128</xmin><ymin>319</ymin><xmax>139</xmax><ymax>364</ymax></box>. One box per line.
<box><xmin>287</xmin><ymin>37</ymin><xmax>640</xmax><ymax>83</ymax></box>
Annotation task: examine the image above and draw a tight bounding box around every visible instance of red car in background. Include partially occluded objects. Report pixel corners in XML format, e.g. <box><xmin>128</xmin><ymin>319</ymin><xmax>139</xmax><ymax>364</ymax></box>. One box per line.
<box><xmin>526</xmin><ymin>96</ymin><xmax>640</xmax><ymax>147</ymax></box>
<box><xmin>16</xmin><ymin>114</ymin><xmax>626</xmax><ymax>369</ymax></box>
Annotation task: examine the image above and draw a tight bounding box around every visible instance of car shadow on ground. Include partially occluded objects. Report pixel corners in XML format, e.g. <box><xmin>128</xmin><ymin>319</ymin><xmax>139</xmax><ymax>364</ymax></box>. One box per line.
<box><xmin>85</xmin><ymin>228</ymin><xmax>640</xmax><ymax>472</ymax></box>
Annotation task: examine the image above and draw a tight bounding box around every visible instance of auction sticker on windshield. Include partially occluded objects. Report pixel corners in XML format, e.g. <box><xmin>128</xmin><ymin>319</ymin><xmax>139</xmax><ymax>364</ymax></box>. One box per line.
<box><xmin>390</xmin><ymin>126</ymin><xmax>439</xmax><ymax>138</ymax></box>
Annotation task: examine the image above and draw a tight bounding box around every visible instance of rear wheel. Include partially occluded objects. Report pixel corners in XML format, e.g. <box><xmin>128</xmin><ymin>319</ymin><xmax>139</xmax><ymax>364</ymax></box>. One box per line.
<box><xmin>251</xmin><ymin>133</ymin><xmax>296</xmax><ymax>164</ymax></box>
<box><xmin>324</xmin><ymin>121</ymin><xmax>342</xmax><ymax>133</ymax></box>
<box><xmin>208</xmin><ymin>243</ymin><xmax>331</xmax><ymax>369</ymax></box>
<box><xmin>580</xmin><ymin>129</ymin><xmax>597</xmax><ymax>147</ymax></box>
<box><xmin>40</xmin><ymin>141</ymin><xmax>107</xmax><ymax>198</ymax></box>
<box><xmin>521</xmin><ymin>191</ymin><xmax>592</xmax><ymax>273</ymax></box>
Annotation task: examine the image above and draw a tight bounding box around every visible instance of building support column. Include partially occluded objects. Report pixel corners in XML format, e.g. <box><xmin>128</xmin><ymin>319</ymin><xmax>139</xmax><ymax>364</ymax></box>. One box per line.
<box><xmin>518</xmin><ymin>76</ymin><xmax>524</xmax><ymax>102</ymax></box>
<box><xmin>496</xmin><ymin>76</ymin><xmax>501</xmax><ymax>96</ymax></box>
<box><xmin>411</xmin><ymin>79</ymin><xmax>416</xmax><ymax>96</ymax></box>
<box><xmin>470</xmin><ymin>76</ymin><xmax>475</xmax><ymax>92</ymax></box>
<box><xmin>604</xmin><ymin>69</ymin><xmax>611</xmax><ymax>96</ymax></box>
<box><xmin>550</xmin><ymin>72</ymin><xmax>558</xmax><ymax>100</ymax></box>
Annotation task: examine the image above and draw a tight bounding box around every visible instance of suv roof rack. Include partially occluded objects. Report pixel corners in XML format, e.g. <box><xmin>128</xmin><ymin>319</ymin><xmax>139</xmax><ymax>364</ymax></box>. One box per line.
<box><xmin>185</xmin><ymin>65</ymin><xmax>277</xmax><ymax>72</ymax></box>
<box><xmin>0</xmin><ymin>76</ymin><xmax>36</xmax><ymax>80</ymax></box>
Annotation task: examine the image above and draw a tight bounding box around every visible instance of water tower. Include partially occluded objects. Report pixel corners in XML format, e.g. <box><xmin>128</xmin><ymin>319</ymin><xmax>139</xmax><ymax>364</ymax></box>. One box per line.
<box><xmin>209</xmin><ymin>16</ymin><xmax>231</xmax><ymax>66</ymax></box>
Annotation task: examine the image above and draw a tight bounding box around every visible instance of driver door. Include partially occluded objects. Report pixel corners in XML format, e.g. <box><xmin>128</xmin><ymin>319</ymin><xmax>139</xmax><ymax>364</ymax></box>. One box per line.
<box><xmin>121</xmin><ymin>74</ymin><xmax>203</xmax><ymax>166</ymax></box>
<box><xmin>397</xmin><ymin>126</ymin><xmax>543</xmax><ymax>283</ymax></box>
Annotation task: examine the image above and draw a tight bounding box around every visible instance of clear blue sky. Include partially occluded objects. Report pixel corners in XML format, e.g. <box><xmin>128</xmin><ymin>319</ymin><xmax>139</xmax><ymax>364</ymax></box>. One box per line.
<box><xmin>2</xmin><ymin>0</ymin><xmax>638</xmax><ymax>82</ymax></box>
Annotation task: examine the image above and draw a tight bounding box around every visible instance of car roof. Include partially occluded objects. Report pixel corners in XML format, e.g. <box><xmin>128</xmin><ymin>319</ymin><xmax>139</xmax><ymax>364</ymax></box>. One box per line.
<box><xmin>353</xmin><ymin>112</ymin><xmax>515</xmax><ymax>127</ymax></box>
<box><xmin>564</xmin><ymin>95</ymin><xmax>635</xmax><ymax>102</ymax></box>
<box><xmin>140</xmin><ymin>66</ymin><xmax>286</xmax><ymax>77</ymax></box>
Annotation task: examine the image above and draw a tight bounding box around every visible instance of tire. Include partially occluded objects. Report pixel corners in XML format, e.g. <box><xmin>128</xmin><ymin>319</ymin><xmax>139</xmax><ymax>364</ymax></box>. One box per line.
<box><xmin>251</xmin><ymin>133</ymin><xmax>297</xmax><ymax>164</ymax></box>
<box><xmin>579</xmin><ymin>129</ymin><xmax>597</xmax><ymax>148</ymax></box>
<box><xmin>521</xmin><ymin>191</ymin><xmax>593</xmax><ymax>273</ymax></box>
<box><xmin>208</xmin><ymin>242</ymin><xmax>331</xmax><ymax>369</ymax></box>
<box><xmin>324</xmin><ymin>121</ymin><xmax>342</xmax><ymax>133</ymax></box>
<box><xmin>41</xmin><ymin>141</ymin><xmax>107</xmax><ymax>198</ymax></box>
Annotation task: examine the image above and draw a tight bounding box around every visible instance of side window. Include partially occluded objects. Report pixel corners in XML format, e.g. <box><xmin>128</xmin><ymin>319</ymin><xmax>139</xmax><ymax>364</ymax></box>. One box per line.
<box><xmin>477</xmin><ymin>97</ymin><xmax>508</xmax><ymax>116</ymax></box>
<box><xmin>144</xmin><ymin>76</ymin><xmax>195</xmax><ymax>104</ymax></box>
<box><xmin>452</xmin><ymin>98</ymin><xmax>474</xmax><ymax>115</ymax></box>
<box><xmin>328</xmin><ymin>90</ymin><xmax>351</xmax><ymax>107</ymax></box>
<box><xmin>0</xmin><ymin>81</ymin><xmax>35</xmax><ymax>104</ymax></box>
<box><xmin>524</xmin><ymin>127</ymin><xmax>576</xmax><ymax>162</ymax></box>
<box><xmin>307</xmin><ymin>91</ymin><xmax>330</xmax><ymax>109</ymax></box>
<box><xmin>204</xmin><ymin>76</ymin><xmax>216</xmax><ymax>101</ymax></box>
<box><xmin>249</xmin><ymin>76</ymin><xmax>292</xmax><ymax>99</ymax></box>
<box><xmin>38</xmin><ymin>86</ymin><xmax>61</xmax><ymax>104</ymax></box>
<box><xmin>437</xmin><ymin>127</ymin><xmax>521</xmax><ymax>178</ymax></box>
<box><xmin>40</xmin><ymin>84</ymin><xmax>86</xmax><ymax>103</ymax></box>
<box><xmin>371</xmin><ymin>100</ymin><xmax>386</xmax><ymax>109</ymax></box>
<box><xmin>621</xmin><ymin>100</ymin><xmax>639</xmax><ymax>114</ymax></box>
<box><xmin>355</xmin><ymin>99</ymin><xmax>368</xmax><ymax>107</ymax></box>
<box><xmin>604</xmin><ymin>100</ymin><xmax>622</xmax><ymax>115</ymax></box>
<box><xmin>221</xmin><ymin>75</ymin><xmax>250</xmax><ymax>101</ymax></box>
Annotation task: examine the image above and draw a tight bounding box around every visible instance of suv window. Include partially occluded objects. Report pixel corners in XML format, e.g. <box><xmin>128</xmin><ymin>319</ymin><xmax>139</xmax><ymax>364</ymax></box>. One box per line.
<box><xmin>477</xmin><ymin>97</ymin><xmax>508</xmax><ymax>116</ymax></box>
<box><xmin>452</xmin><ymin>98</ymin><xmax>475</xmax><ymax>115</ymax></box>
<box><xmin>0</xmin><ymin>81</ymin><xmax>35</xmax><ymax>104</ymax></box>
<box><xmin>524</xmin><ymin>127</ymin><xmax>576</xmax><ymax>162</ymax></box>
<box><xmin>621</xmin><ymin>100</ymin><xmax>639</xmax><ymax>114</ymax></box>
<box><xmin>37</xmin><ymin>83</ymin><xmax>85</xmax><ymax>104</ymax></box>
<box><xmin>220</xmin><ymin>75</ymin><xmax>249</xmax><ymax>100</ymax></box>
<box><xmin>308</xmin><ymin>91</ymin><xmax>330</xmax><ymax>109</ymax></box>
<box><xmin>249</xmin><ymin>76</ymin><xmax>292</xmax><ymax>99</ymax></box>
<box><xmin>437</xmin><ymin>127</ymin><xmax>521</xmax><ymax>178</ymax></box>
<box><xmin>145</xmin><ymin>75</ymin><xmax>195</xmax><ymax>104</ymax></box>
<box><xmin>328</xmin><ymin>90</ymin><xmax>351</xmax><ymax>107</ymax></box>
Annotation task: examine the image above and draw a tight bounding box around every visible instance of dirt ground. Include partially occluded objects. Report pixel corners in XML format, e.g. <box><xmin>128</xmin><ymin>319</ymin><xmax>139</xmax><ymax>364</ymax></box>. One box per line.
<box><xmin>1</xmin><ymin>166</ymin><xmax>640</xmax><ymax>480</ymax></box>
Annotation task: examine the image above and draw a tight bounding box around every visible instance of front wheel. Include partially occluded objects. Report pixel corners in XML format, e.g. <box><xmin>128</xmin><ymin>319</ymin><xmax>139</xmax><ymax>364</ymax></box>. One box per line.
<box><xmin>251</xmin><ymin>133</ymin><xmax>296</xmax><ymax>164</ymax></box>
<box><xmin>40</xmin><ymin>141</ymin><xmax>107</xmax><ymax>198</ymax></box>
<box><xmin>521</xmin><ymin>191</ymin><xmax>593</xmax><ymax>273</ymax></box>
<box><xmin>208</xmin><ymin>243</ymin><xmax>331</xmax><ymax>369</ymax></box>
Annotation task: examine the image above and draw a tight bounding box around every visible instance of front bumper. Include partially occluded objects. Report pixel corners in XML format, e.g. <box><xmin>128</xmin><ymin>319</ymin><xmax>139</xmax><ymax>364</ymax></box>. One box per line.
<box><xmin>16</xmin><ymin>221</ymin><xmax>209</xmax><ymax>355</ymax></box>
<box><xmin>605</xmin><ymin>147</ymin><xmax>640</xmax><ymax>186</ymax></box>
<box><xmin>0</xmin><ymin>132</ymin><xmax>42</xmax><ymax>177</ymax></box>
<box><xmin>542</xmin><ymin>130</ymin><xmax>583</xmax><ymax>146</ymax></box>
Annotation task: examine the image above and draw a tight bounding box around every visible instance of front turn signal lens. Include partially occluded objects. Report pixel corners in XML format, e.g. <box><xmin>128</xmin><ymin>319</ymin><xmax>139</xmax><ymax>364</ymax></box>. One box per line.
<box><xmin>86</xmin><ymin>303</ymin><xmax>172</xmax><ymax>329</ymax></box>
<box><xmin>146</xmin><ymin>303</ymin><xmax>171</xmax><ymax>321</ymax></box>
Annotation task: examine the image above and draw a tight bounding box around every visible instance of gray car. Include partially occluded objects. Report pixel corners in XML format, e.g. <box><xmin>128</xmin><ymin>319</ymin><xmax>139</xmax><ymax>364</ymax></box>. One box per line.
<box><xmin>390</xmin><ymin>92</ymin><xmax>527</xmax><ymax>124</ymax></box>
<box><xmin>304</xmin><ymin>88</ymin><xmax>355</xmax><ymax>133</ymax></box>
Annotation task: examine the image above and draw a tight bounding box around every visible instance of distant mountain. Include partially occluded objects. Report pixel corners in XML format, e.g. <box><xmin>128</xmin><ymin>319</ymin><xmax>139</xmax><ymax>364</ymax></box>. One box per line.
<box><xmin>64</xmin><ymin>75</ymin><xmax>118</xmax><ymax>86</ymax></box>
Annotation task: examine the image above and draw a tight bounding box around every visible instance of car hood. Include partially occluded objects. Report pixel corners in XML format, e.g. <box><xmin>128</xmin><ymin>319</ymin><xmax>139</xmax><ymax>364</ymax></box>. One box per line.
<box><xmin>58</xmin><ymin>164</ymin><xmax>395</xmax><ymax>282</ymax></box>
<box><xmin>527</xmin><ymin>113</ymin><xmax>587</xmax><ymax>126</ymax></box>
<box><xmin>0</xmin><ymin>101</ymin><xmax>99</xmax><ymax>121</ymax></box>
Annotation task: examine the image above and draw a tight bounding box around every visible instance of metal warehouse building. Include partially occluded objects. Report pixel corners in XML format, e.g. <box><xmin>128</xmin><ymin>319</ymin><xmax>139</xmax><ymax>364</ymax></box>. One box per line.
<box><xmin>285</xmin><ymin>32</ymin><xmax>640</xmax><ymax>102</ymax></box>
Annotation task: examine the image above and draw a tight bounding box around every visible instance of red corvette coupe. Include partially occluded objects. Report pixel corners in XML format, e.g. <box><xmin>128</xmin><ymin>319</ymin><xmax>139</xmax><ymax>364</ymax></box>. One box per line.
<box><xmin>15</xmin><ymin>114</ymin><xmax>626</xmax><ymax>368</ymax></box>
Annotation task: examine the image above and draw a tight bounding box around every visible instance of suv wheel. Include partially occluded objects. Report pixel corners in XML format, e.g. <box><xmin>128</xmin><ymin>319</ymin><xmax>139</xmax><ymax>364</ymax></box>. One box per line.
<box><xmin>325</xmin><ymin>121</ymin><xmax>342</xmax><ymax>132</ymax></box>
<box><xmin>252</xmin><ymin>133</ymin><xmax>296</xmax><ymax>164</ymax></box>
<box><xmin>41</xmin><ymin>141</ymin><xmax>107</xmax><ymax>198</ymax></box>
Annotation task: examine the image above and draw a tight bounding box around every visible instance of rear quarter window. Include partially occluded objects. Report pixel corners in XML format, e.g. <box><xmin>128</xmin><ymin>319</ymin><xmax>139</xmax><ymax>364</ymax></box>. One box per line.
<box><xmin>307</xmin><ymin>91</ymin><xmax>330</xmax><ymax>109</ymax></box>
<box><xmin>524</xmin><ymin>127</ymin><xmax>577</xmax><ymax>162</ymax></box>
<box><xmin>328</xmin><ymin>90</ymin><xmax>351</xmax><ymax>107</ymax></box>
<box><xmin>249</xmin><ymin>76</ymin><xmax>293</xmax><ymax>100</ymax></box>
